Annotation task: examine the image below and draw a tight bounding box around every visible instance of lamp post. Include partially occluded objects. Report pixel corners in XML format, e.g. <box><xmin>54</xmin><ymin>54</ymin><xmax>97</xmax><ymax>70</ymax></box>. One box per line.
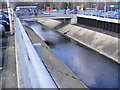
<box><xmin>7</xmin><ymin>0</ymin><xmax>13</xmax><ymax>35</ymax></box>
<box><xmin>104</xmin><ymin>0</ymin><xmax>106</xmax><ymax>11</ymax></box>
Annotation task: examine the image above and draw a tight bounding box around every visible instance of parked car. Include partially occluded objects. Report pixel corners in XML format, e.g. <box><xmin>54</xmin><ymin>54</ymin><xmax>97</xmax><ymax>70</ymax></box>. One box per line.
<box><xmin>77</xmin><ymin>10</ymin><xmax>85</xmax><ymax>15</ymax></box>
<box><xmin>0</xmin><ymin>24</ymin><xmax>5</xmax><ymax>37</ymax></box>
<box><xmin>115</xmin><ymin>12</ymin><xmax>120</xmax><ymax>19</ymax></box>
<box><xmin>0</xmin><ymin>13</ymin><xmax>10</xmax><ymax>31</ymax></box>
<box><xmin>70</xmin><ymin>9</ymin><xmax>77</xmax><ymax>14</ymax></box>
<box><xmin>97</xmin><ymin>10</ymin><xmax>106</xmax><ymax>17</ymax></box>
<box><xmin>90</xmin><ymin>10</ymin><xmax>99</xmax><ymax>16</ymax></box>
<box><xmin>3</xmin><ymin>11</ymin><xmax>9</xmax><ymax>22</ymax></box>
<box><xmin>66</xmin><ymin>9</ymin><xmax>72</xmax><ymax>14</ymax></box>
<box><xmin>0</xmin><ymin>20</ymin><xmax>10</xmax><ymax>31</ymax></box>
<box><xmin>0</xmin><ymin>11</ymin><xmax>9</xmax><ymax>23</ymax></box>
<box><xmin>100</xmin><ymin>12</ymin><xmax>107</xmax><ymax>18</ymax></box>
<box><xmin>110</xmin><ymin>11</ymin><xmax>120</xmax><ymax>19</ymax></box>
<box><xmin>84</xmin><ymin>10</ymin><xmax>93</xmax><ymax>15</ymax></box>
<box><xmin>105</xmin><ymin>11</ymin><xmax>115</xmax><ymax>18</ymax></box>
<box><xmin>51</xmin><ymin>9</ymin><xmax>57</xmax><ymax>11</ymax></box>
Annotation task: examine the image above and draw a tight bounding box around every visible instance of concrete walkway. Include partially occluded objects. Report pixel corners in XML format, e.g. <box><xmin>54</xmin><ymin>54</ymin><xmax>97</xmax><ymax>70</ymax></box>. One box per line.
<box><xmin>0</xmin><ymin>32</ymin><xmax>17</xmax><ymax>89</ymax></box>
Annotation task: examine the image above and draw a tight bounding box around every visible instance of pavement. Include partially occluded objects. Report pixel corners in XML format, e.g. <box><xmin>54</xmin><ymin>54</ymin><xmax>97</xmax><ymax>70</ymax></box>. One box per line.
<box><xmin>0</xmin><ymin>32</ymin><xmax>17</xmax><ymax>89</ymax></box>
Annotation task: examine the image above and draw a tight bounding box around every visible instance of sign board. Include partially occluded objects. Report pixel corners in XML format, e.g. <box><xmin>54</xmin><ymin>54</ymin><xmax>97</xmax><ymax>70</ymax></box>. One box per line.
<box><xmin>114</xmin><ymin>5</ymin><xmax>120</xmax><ymax>7</ymax></box>
<box><xmin>106</xmin><ymin>5</ymin><xmax>120</xmax><ymax>7</ymax></box>
<box><xmin>47</xmin><ymin>7</ymin><xmax>52</xmax><ymax>11</ymax></box>
<box><xmin>110</xmin><ymin>5</ymin><xmax>114</xmax><ymax>7</ymax></box>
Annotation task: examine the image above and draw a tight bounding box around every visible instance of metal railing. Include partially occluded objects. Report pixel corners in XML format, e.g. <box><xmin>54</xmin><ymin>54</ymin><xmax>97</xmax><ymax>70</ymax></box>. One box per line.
<box><xmin>15</xmin><ymin>10</ymin><xmax>120</xmax><ymax>19</ymax></box>
<box><xmin>15</xmin><ymin>10</ymin><xmax>71</xmax><ymax>18</ymax></box>
<box><xmin>14</xmin><ymin>14</ymin><xmax>57</xmax><ymax>88</ymax></box>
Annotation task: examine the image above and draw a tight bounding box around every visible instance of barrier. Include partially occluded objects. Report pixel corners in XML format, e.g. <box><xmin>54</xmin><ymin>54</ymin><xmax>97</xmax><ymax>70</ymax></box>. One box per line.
<box><xmin>14</xmin><ymin>14</ymin><xmax>57</xmax><ymax>88</ymax></box>
<box><xmin>77</xmin><ymin>15</ymin><xmax>120</xmax><ymax>33</ymax></box>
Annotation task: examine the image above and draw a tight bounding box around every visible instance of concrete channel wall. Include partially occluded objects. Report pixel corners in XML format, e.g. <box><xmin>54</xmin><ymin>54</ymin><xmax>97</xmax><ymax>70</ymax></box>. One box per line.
<box><xmin>37</xmin><ymin>19</ymin><xmax>119</xmax><ymax>64</ymax></box>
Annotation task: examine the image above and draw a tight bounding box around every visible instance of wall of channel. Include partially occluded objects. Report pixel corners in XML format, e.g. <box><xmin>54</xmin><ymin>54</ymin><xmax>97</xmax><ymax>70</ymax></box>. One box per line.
<box><xmin>37</xmin><ymin>19</ymin><xmax>119</xmax><ymax>64</ymax></box>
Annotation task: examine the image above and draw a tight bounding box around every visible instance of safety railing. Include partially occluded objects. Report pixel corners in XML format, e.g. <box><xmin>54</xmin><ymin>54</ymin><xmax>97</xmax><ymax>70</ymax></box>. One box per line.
<box><xmin>15</xmin><ymin>10</ymin><xmax>72</xmax><ymax>18</ymax></box>
<box><xmin>15</xmin><ymin>10</ymin><xmax>120</xmax><ymax>20</ymax></box>
<box><xmin>14</xmin><ymin>13</ymin><xmax>57</xmax><ymax>88</ymax></box>
<box><xmin>15</xmin><ymin>11</ymin><xmax>44</xmax><ymax>17</ymax></box>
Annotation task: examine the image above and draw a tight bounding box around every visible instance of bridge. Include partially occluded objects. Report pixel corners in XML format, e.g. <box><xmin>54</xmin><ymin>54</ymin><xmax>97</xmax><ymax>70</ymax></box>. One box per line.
<box><xmin>0</xmin><ymin>10</ymin><xmax>119</xmax><ymax>89</ymax></box>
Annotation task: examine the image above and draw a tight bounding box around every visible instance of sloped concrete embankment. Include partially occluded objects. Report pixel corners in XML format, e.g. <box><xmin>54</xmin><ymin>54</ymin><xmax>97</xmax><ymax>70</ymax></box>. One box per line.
<box><xmin>25</xmin><ymin>26</ymin><xmax>87</xmax><ymax>88</ymax></box>
<box><xmin>37</xmin><ymin>19</ymin><xmax>119</xmax><ymax>64</ymax></box>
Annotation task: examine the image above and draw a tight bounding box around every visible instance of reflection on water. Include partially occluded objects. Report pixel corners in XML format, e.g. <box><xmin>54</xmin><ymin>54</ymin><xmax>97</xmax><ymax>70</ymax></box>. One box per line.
<box><xmin>29</xmin><ymin>22</ymin><xmax>119</xmax><ymax>88</ymax></box>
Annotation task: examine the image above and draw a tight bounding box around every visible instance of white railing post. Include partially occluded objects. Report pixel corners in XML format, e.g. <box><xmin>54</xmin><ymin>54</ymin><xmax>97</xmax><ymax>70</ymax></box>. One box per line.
<box><xmin>7</xmin><ymin>0</ymin><xmax>13</xmax><ymax>35</ymax></box>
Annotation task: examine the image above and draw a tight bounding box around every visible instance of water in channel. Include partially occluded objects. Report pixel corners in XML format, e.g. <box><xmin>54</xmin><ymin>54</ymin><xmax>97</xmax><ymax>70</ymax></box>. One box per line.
<box><xmin>28</xmin><ymin>22</ymin><xmax>119</xmax><ymax>88</ymax></box>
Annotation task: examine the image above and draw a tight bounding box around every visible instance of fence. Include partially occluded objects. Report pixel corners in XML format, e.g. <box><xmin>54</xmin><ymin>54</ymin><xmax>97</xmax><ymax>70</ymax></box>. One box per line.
<box><xmin>14</xmin><ymin>13</ymin><xmax>57</xmax><ymax>88</ymax></box>
<box><xmin>15</xmin><ymin>10</ymin><xmax>72</xmax><ymax>18</ymax></box>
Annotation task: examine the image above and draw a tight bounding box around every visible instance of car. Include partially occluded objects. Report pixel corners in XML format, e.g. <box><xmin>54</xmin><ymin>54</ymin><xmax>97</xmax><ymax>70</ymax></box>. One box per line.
<box><xmin>77</xmin><ymin>10</ymin><xmax>85</xmax><ymax>15</ymax></box>
<box><xmin>0</xmin><ymin>12</ymin><xmax>10</xmax><ymax>31</ymax></box>
<box><xmin>105</xmin><ymin>11</ymin><xmax>115</xmax><ymax>18</ymax></box>
<box><xmin>51</xmin><ymin>9</ymin><xmax>57</xmax><ymax>11</ymax></box>
<box><xmin>66</xmin><ymin>9</ymin><xmax>72</xmax><ymax>14</ymax></box>
<box><xmin>0</xmin><ymin>11</ymin><xmax>9</xmax><ymax>23</ymax></box>
<box><xmin>84</xmin><ymin>10</ymin><xmax>92</xmax><ymax>15</ymax></box>
<box><xmin>0</xmin><ymin>24</ymin><xmax>5</xmax><ymax>37</ymax></box>
<box><xmin>97</xmin><ymin>10</ymin><xmax>106</xmax><ymax>17</ymax></box>
<box><xmin>0</xmin><ymin>20</ymin><xmax>10</xmax><ymax>31</ymax></box>
<box><xmin>99</xmin><ymin>11</ymin><xmax>107</xmax><ymax>18</ymax></box>
<box><xmin>70</xmin><ymin>9</ymin><xmax>77</xmax><ymax>14</ymax></box>
<box><xmin>90</xmin><ymin>10</ymin><xmax>99</xmax><ymax>16</ymax></box>
<box><xmin>112</xmin><ymin>11</ymin><xmax>120</xmax><ymax>19</ymax></box>
<box><xmin>3</xmin><ymin>11</ymin><xmax>9</xmax><ymax>22</ymax></box>
<box><xmin>115</xmin><ymin>12</ymin><xmax>120</xmax><ymax>19</ymax></box>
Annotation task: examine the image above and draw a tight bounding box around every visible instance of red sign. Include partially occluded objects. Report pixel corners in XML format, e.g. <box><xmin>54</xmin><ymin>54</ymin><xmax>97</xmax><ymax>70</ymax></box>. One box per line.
<box><xmin>47</xmin><ymin>7</ymin><xmax>52</xmax><ymax>11</ymax></box>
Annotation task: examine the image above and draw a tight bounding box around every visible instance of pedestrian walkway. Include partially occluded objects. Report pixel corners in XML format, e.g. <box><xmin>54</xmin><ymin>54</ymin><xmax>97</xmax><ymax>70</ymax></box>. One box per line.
<box><xmin>0</xmin><ymin>32</ymin><xmax>17</xmax><ymax>89</ymax></box>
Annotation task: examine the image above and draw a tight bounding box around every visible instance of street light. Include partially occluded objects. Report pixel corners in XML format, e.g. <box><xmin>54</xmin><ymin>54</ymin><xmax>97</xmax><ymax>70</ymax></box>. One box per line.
<box><xmin>104</xmin><ymin>0</ymin><xmax>106</xmax><ymax>11</ymax></box>
<box><xmin>7</xmin><ymin>0</ymin><xmax>13</xmax><ymax>35</ymax></box>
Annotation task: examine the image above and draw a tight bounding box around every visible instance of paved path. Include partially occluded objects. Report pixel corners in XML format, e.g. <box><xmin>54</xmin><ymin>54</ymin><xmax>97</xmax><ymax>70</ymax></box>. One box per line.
<box><xmin>0</xmin><ymin>32</ymin><xmax>17</xmax><ymax>89</ymax></box>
